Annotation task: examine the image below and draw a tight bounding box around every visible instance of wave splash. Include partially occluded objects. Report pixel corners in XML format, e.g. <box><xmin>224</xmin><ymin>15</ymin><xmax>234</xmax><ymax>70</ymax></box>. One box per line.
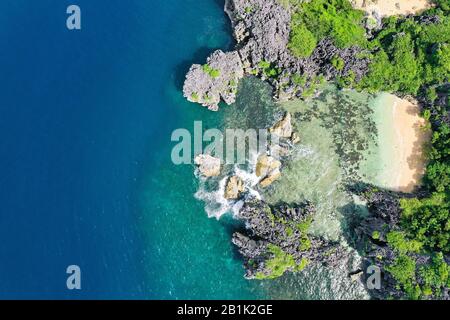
<box><xmin>194</xmin><ymin>142</ymin><xmax>316</xmax><ymax>219</ymax></box>
<box><xmin>194</xmin><ymin>151</ymin><xmax>263</xmax><ymax>219</ymax></box>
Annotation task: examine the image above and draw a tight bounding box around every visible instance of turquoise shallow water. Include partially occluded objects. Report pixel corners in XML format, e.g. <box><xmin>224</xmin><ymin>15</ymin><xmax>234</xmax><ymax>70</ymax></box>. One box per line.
<box><xmin>141</xmin><ymin>79</ymin><xmax>374</xmax><ymax>299</ymax></box>
<box><xmin>139</xmin><ymin>79</ymin><xmax>271</xmax><ymax>299</ymax></box>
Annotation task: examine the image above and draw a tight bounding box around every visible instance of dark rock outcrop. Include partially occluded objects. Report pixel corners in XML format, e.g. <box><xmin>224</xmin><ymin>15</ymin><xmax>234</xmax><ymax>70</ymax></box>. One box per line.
<box><xmin>232</xmin><ymin>199</ymin><xmax>349</xmax><ymax>279</ymax></box>
<box><xmin>415</xmin><ymin>14</ymin><xmax>441</xmax><ymax>25</ymax></box>
<box><xmin>352</xmin><ymin>185</ymin><xmax>450</xmax><ymax>300</ymax></box>
<box><xmin>228</xmin><ymin>0</ymin><xmax>370</xmax><ymax>101</ymax></box>
<box><xmin>183</xmin><ymin>0</ymin><xmax>371</xmax><ymax>109</ymax></box>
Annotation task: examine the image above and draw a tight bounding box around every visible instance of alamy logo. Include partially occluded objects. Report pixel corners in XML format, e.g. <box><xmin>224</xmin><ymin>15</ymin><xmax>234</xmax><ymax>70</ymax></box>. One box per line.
<box><xmin>66</xmin><ymin>5</ymin><xmax>81</xmax><ymax>30</ymax></box>
<box><xmin>171</xmin><ymin>121</ymin><xmax>281</xmax><ymax>165</ymax></box>
<box><xmin>66</xmin><ymin>265</ymin><xmax>81</xmax><ymax>290</ymax></box>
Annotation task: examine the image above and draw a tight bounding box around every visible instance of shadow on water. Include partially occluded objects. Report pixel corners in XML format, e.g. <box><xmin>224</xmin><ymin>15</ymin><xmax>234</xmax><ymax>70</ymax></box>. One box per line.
<box><xmin>173</xmin><ymin>46</ymin><xmax>223</xmax><ymax>91</ymax></box>
<box><xmin>172</xmin><ymin>0</ymin><xmax>234</xmax><ymax>92</ymax></box>
<box><xmin>219</xmin><ymin>215</ymin><xmax>249</xmax><ymax>261</ymax></box>
<box><xmin>337</xmin><ymin>181</ymin><xmax>376</xmax><ymax>250</ymax></box>
<box><xmin>338</xmin><ymin>180</ymin><xmax>421</xmax><ymax>251</ymax></box>
<box><xmin>214</xmin><ymin>0</ymin><xmax>234</xmax><ymax>48</ymax></box>
<box><xmin>337</xmin><ymin>202</ymin><xmax>367</xmax><ymax>249</ymax></box>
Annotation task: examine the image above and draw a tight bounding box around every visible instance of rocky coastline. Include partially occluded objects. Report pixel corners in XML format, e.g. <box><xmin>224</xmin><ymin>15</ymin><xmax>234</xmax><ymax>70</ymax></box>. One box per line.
<box><xmin>232</xmin><ymin>199</ymin><xmax>350</xmax><ymax>279</ymax></box>
<box><xmin>185</xmin><ymin>0</ymin><xmax>449</xmax><ymax>300</ymax></box>
<box><xmin>349</xmin><ymin>184</ymin><xmax>450</xmax><ymax>300</ymax></box>
<box><xmin>185</xmin><ymin>0</ymin><xmax>368</xmax><ymax>285</ymax></box>
<box><xmin>183</xmin><ymin>0</ymin><xmax>370</xmax><ymax>110</ymax></box>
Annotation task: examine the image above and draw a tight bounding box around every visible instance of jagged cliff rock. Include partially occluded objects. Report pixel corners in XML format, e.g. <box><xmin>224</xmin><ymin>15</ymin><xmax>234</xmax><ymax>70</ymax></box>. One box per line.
<box><xmin>232</xmin><ymin>199</ymin><xmax>349</xmax><ymax>279</ymax></box>
<box><xmin>352</xmin><ymin>185</ymin><xmax>450</xmax><ymax>300</ymax></box>
<box><xmin>183</xmin><ymin>0</ymin><xmax>371</xmax><ymax>109</ymax></box>
<box><xmin>226</xmin><ymin>0</ymin><xmax>291</xmax><ymax>65</ymax></box>
<box><xmin>183</xmin><ymin>50</ymin><xmax>244</xmax><ymax>111</ymax></box>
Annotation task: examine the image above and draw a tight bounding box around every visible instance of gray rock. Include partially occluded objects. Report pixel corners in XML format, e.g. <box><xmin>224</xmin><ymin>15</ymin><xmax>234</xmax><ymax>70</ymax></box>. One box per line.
<box><xmin>232</xmin><ymin>199</ymin><xmax>348</xmax><ymax>279</ymax></box>
<box><xmin>183</xmin><ymin>50</ymin><xmax>244</xmax><ymax>111</ymax></box>
<box><xmin>184</xmin><ymin>0</ymin><xmax>370</xmax><ymax>109</ymax></box>
<box><xmin>415</xmin><ymin>14</ymin><xmax>441</xmax><ymax>25</ymax></box>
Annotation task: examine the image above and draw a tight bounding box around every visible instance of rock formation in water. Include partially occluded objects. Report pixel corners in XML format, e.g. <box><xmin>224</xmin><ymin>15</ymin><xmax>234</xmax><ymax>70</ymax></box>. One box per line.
<box><xmin>194</xmin><ymin>154</ymin><xmax>221</xmax><ymax>177</ymax></box>
<box><xmin>269</xmin><ymin>112</ymin><xmax>293</xmax><ymax>138</ymax></box>
<box><xmin>183</xmin><ymin>0</ymin><xmax>370</xmax><ymax>110</ymax></box>
<box><xmin>255</xmin><ymin>154</ymin><xmax>282</xmax><ymax>187</ymax></box>
<box><xmin>224</xmin><ymin>176</ymin><xmax>245</xmax><ymax>199</ymax></box>
<box><xmin>232</xmin><ymin>199</ymin><xmax>348</xmax><ymax>279</ymax></box>
<box><xmin>183</xmin><ymin>50</ymin><xmax>244</xmax><ymax>111</ymax></box>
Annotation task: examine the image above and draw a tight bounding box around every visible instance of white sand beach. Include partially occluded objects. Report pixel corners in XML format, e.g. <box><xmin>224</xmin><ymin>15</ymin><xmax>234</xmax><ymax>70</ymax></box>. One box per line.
<box><xmin>363</xmin><ymin>94</ymin><xmax>431</xmax><ymax>193</ymax></box>
<box><xmin>352</xmin><ymin>0</ymin><xmax>433</xmax><ymax>16</ymax></box>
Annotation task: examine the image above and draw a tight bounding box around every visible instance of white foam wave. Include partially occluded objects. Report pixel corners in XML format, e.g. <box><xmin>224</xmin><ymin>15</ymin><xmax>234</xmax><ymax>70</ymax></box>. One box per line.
<box><xmin>194</xmin><ymin>176</ymin><xmax>230</xmax><ymax>219</ymax></box>
<box><xmin>194</xmin><ymin>151</ymin><xmax>263</xmax><ymax>219</ymax></box>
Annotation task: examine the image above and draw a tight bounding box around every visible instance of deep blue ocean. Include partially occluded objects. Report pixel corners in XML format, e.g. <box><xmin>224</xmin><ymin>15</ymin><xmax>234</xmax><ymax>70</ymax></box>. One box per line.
<box><xmin>0</xmin><ymin>0</ymin><xmax>271</xmax><ymax>299</ymax></box>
